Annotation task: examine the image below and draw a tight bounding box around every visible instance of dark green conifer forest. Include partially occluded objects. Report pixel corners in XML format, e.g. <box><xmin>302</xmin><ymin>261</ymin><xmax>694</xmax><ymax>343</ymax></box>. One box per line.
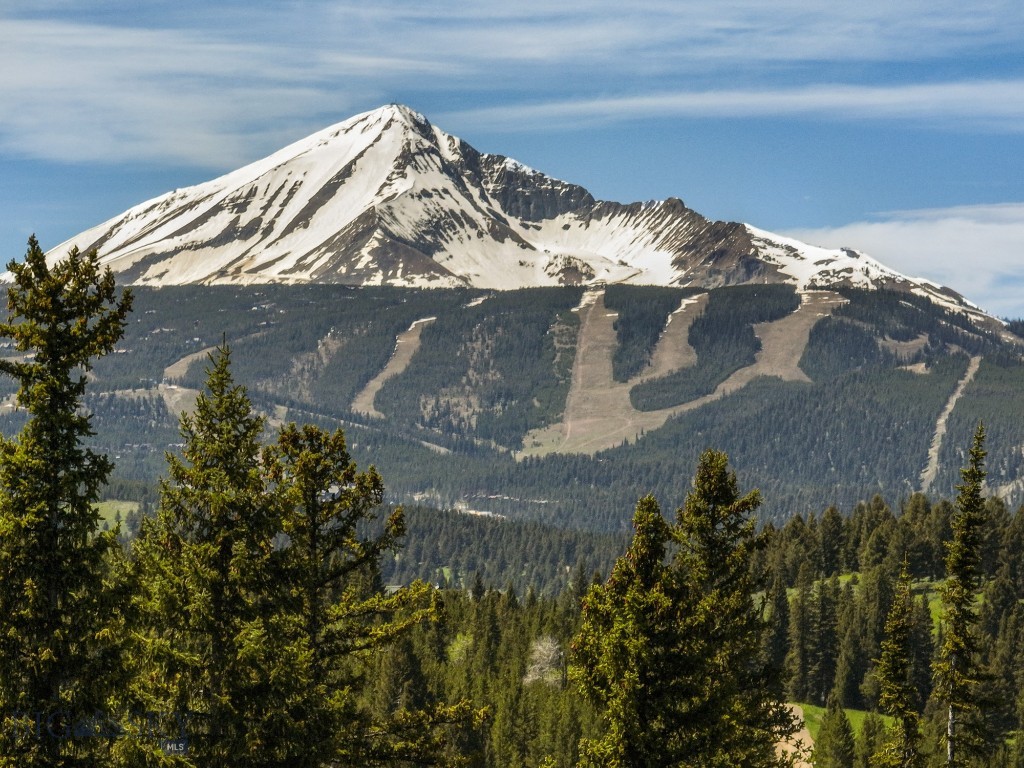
<box><xmin>2</xmin><ymin>241</ymin><xmax>1024</xmax><ymax>766</ymax></box>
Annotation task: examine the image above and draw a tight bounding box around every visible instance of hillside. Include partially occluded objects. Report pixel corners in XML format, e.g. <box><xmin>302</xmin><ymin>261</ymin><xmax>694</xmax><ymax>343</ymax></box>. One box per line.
<box><xmin>2</xmin><ymin>282</ymin><xmax>1020</xmax><ymax>530</ymax></box>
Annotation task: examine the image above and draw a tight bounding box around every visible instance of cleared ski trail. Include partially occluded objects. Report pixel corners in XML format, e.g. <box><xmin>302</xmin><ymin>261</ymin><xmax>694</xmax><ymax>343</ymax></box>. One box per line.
<box><xmin>351</xmin><ymin>317</ymin><xmax>436</xmax><ymax>418</ymax></box>
<box><xmin>920</xmin><ymin>355</ymin><xmax>982</xmax><ymax>493</ymax></box>
<box><xmin>519</xmin><ymin>288</ymin><xmax>844</xmax><ymax>457</ymax></box>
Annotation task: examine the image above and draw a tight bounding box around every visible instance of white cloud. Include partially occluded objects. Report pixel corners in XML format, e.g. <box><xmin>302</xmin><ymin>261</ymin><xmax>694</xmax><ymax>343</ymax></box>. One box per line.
<box><xmin>0</xmin><ymin>20</ymin><xmax>338</xmax><ymax>167</ymax></box>
<box><xmin>444</xmin><ymin>81</ymin><xmax>1024</xmax><ymax>132</ymax></box>
<box><xmin>322</xmin><ymin>0</ymin><xmax>1024</xmax><ymax>66</ymax></box>
<box><xmin>784</xmin><ymin>204</ymin><xmax>1024</xmax><ymax>318</ymax></box>
<box><xmin>2</xmin><ymin>2</ymin><xmax>1024</xmax><ymax>167</ymax></box>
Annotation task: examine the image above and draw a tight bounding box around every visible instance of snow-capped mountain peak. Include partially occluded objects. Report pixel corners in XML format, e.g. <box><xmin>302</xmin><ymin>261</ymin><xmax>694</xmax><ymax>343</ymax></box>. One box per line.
<box><xmin>46</xmin><ymin>104</ymin><xmax>980</xmax><ymax>317</ymax></box>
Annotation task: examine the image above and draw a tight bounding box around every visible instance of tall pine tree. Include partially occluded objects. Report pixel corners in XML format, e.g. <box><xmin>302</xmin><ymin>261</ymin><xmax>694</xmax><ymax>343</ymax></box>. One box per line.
<box><xmin>0</xmin><ymin>238</ymin><xmax>132</xmax><ymax>766</ymax></box>
<box><xmin>932</xmin><ymin>424</ymin><xmax>997</xmax><ymax>766</ymax></box>
<box><xmin>129</xmin><ymin>345</ymin><xmax>291</xmax><ymax>766</ymax></box>
<box><xmin>813</xmin><ymin>695</ymin><xmax>855</xmax><ymax>768</ymax></box>
<box><xmin>874</xmin><ymin>559</ymin><xmax>924</xmax><ymax>768</ymax></box>
<box><xmin>571</xmin><ymin>450</ymin><xmax>795</xmax><ymax>766</ymax></box>
<box><xmin>264</xmin><ymin>422</ymin><xmax>477</xmax><ymax>766</ymax></box>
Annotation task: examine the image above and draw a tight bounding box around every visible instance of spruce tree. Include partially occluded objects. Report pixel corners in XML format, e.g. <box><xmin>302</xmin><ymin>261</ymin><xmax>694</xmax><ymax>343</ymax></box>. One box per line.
<box><xmin>571</xmin><ymin>450</ymin><xmax>795</xmax><ymax>767</ymax></box>
<box><xmin>264</xmin><ymin>422</ymin><xmax>477</xmax><ymax>766</ymax></box>
<box><xmin>819</xmin><ymin>505</ymin><xmax>845</xmax><ymax>576</ymax></box>
<box><xmin>813</xmin><ymin>695</ymin><xmax>855</xmax><ymax>768</ymax></box>
<box><xmin>128</xmin><ymin>345</ymin><xmax>292</xmax><ymax>766</ymax></box>
<box><xmin>763</xmin><ymin>571</ymin><xmax>790</xmax><ymax>682</ymax></box>
<box><xmin>785</xmin><ymin>563</ymin><xmax>814</xmax><ymax>702</ymax></box>
<box><xmin>856</xmin><ymin>713</ymin><xmax>886</xmax><ymax>768</ymax></box>
<box><xmin>568</xmin><ymin>495</ymin><xmax>670</xmax><ymax>766</ymax></box>
<box><xmin>910</xmin><ymin>595</ymin><xmax>934</xmax><ymax>709</ymax></box>
<box><xmin>932</xmin><ymin>424</ymin><xmax>996</xmax><ymax>766</ymax></box>
<box><xmin>809</xmin><ymin>576</ymin><xmax>841</xmax><ymax>706</ymax></box>
<box><xmin>874</xmin><ymin>559</ymin><xmax>925</xmax><ymax>768</ymax></box>
<box><xmin>0</xmin><ymin>238</ymin><xmax>132</xmax><ymax>766</ymax></box>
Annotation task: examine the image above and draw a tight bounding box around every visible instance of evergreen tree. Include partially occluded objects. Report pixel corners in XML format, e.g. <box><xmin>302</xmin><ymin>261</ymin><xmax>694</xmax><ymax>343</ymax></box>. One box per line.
<box><xmin>265</xmin><ymin>422</ymin><xmax>477</xmax><ymax>766</ymax></box>
<box><xmin>809</xmin><ymin>576</ymin><xmax>841</xmax><ymax>706</ymax></box>
<box><xmin>875</xmin><ymin>559</ymin><xmax>925</xmax><ymax>768</ymax></box>
<box><xmin>571</xmin><ymin>450</ymin><xmax>795</xmax><ymax>767</ymax></box>
<box><xmin>832</xmin><ymin>580</ymin><xmax>861</xmax><ymax>707</ymax></box>
<box><xmin>129</xmin><ymin>345</ymin><xmax>297</xmax><ymax>765</ymax></box>
<box><xmin>932</xmin><ymin>424</ymin><xmax>998</xmax><ymax>766</ymax></box>
<box><xmin>898</xmin><ymin>493</ymin><xmax>934</xmax><ymax>579</ymax></box>
<box><xmin>855</xmin><ymin>564</ymin><xmax>898</xmax><ymax>710</ymax></box>
<box><xmin>819</xmin><ymin>506</ymin><xmax>845</xmax><ymax>576</ymax></box>
<box><xmin>813</xmin><ymin>695</ymin><xmax>855</xmax><ymax>768</ymax></box>
<box><xmin>569</xmin><ymin>495</ymin><xmax>672</xmax><ymax>766</ymax></box>
<box><xmin>855</xmin><ymin>712</ymin><xmax>886</xmax><ymax>768</ymax></box>
<box><xmin>909</xmin><ymin>595</ymin><xmax>934</xmax><ymax>716</ymax></box>
<box><xmin>784</xmin><ymin>563</ymin><xmax>814</xmax><ymax>702</ymax></box>
<box><xmin>0</xmin><ymin>238</ymin><xmax>132</xmax><ymax>766</ymax></box>
<box><xmin>763</xmin><ymin>571</ymin><xmax>790</xmax><ymax>682</ymax></box>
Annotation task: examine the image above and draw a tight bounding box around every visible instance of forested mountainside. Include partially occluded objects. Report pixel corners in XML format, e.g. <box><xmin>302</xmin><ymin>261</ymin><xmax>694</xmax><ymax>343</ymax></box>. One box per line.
<box><xmin>2</xmin><ymin>282</ymin><xmax>1021</xmax><ymax>529</ymax></box>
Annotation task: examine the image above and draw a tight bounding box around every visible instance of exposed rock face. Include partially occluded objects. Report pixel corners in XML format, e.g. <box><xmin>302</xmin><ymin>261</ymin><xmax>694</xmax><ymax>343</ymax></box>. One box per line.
<box><xmin>44</xmin><ymin>104</ymin><xmax>980</xmax><ymax>318</ymax></box>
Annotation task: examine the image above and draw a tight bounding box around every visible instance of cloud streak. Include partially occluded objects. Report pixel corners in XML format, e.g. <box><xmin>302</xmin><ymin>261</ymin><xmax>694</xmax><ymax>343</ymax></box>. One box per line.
<box><xmin>3</xmin><ymin>2</ymin><xmax>1024</xmax><ymax>167</ymax></box>
<box><xmin>445</xmin><ymin>81</ymin><xmax>1024</xmax><ymax>132</ymax></box>
<box><xmin>784</xmin><ymin>204</ymin><xmax>1024</xmax><ymax>317</ymax></box>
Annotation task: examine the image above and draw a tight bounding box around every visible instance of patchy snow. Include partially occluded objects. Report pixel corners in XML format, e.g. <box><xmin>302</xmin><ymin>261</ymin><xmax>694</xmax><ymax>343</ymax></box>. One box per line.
<box><xmin>44</xmin><ymin>103</ymin><xmax>986</xmax><ymax>324</ymax></box>
<box><xmin>745</xmin><ymin>224</ymin><xmax>909</xmax><ymax>289</ymax></box>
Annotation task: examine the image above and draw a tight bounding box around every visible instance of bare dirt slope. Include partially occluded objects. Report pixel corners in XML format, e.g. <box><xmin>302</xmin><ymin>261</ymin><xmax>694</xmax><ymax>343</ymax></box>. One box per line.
<box><xmin>777</xmin><ymin>705</ymin><xmax>813</xmax><ymax>767</ymax></box>
<box><xmin>351</xmin><ymin>317</ymin><xmax>436</xmax><ymax>418</ymax></box>
<box><xmin>519</xmin><ymin>289</ymin><xmax>845</xmax><ymax>457</ymax></box>
<box><xmin>519</xmin><ymin>290</ymin><xmax>705</xmax><ymax>456</ymax></box>
<box><xmin>920</xmin><ymin>354</ymin><xmax>982</xmax><ymax>493</ymax></box>
<box><xmin>163</xmin><ymin>345</ymin><xmax>217</xmax><ymax>382</ymax></box>
<box><xmin>159</xmin><ymin>345</ymin><xmax>218</xmax><ymax>417</ymax></box>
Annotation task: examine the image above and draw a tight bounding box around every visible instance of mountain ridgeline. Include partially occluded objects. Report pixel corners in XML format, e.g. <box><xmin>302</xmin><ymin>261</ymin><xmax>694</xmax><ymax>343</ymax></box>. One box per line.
<box><xmin>45</xmin><ymin>104</ymin><xmax>991</xmax><ymax>326</ymax></box>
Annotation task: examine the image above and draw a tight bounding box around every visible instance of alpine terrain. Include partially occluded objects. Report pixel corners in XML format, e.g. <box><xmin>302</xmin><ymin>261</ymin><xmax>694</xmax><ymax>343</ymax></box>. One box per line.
<box><xmin>47</xmin><ymin>104</ymin><xmax>985</xmax><ymax>323</ymax></box>
<box><xmin>16</xmin><ymin>104</ymin><xmax>1024</xmax><ymax>528</ymax></box>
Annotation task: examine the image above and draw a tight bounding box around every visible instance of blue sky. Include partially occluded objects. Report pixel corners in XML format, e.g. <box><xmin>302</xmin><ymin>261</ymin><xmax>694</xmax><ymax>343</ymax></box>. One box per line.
<box><xmin>3</xmin><ymin>1</ymin><xmax>1024</xmax><ymax>314</ymax></box>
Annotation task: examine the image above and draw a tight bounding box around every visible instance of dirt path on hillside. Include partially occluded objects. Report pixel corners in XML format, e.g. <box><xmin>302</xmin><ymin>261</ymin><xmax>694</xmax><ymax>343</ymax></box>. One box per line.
<box><xmin>351</xmin><ymin>317</ymin><xmax>436</xmax><ymax>418</ymax></box>
<box><xmin>518</xmin><ymin>289</ymin><xmax>845</xmax><ymax>458</ymax></box>
<box><xmin>777</xmin><ymin>705</ymin><xmax>813</xmax><ymax>767</ymax></box>
<box><xmin>920</xmin><ymin>355</ymin><xmax>982</xmax><ymax>493</ymax></box>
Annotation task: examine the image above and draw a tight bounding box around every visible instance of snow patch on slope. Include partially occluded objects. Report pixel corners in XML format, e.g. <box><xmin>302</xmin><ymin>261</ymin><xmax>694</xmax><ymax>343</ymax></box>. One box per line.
<box><xmin>40</xmin><ymin>103</ymin><xmax>986</xmax><ymax>323</ymax></box>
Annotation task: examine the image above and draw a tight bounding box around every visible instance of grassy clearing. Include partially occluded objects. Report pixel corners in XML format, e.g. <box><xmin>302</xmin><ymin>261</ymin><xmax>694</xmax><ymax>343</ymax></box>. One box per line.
<box><xmin>95</xmin><ymin>500</ymin><xmax>139</xmax><ymax>530</ymax></box>
<box><xmin>798</xmin><ymin>702</ymin><xmax>893</xmax><ymax>741</ymax></box>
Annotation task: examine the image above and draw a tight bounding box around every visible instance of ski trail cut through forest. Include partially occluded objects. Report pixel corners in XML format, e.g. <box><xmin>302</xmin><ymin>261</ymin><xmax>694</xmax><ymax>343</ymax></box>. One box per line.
<box><xmin>920</xmin><ymin>355</ymin><xmax>982</xmax><ymax>493</ymax></box>
<box><xmin>518</xmin><ymin>288</ymin><xmax>845</xmax><ymax>457</ymax></box>
<box><xmin>351</xmin><ymin>317</ymin><xmax>436</xmax><ymax>418</ymax></box>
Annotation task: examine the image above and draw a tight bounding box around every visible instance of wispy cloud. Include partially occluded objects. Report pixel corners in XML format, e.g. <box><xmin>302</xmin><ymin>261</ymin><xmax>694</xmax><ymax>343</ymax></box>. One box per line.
<box><xmin>784</xmin><ymin>204</ymin><xmax>1024</xmax><ymax>317</ymax></box>
<box><xmin>320</xmin><ymin>0</ymin><xmax>1024</xmax><ymax>67</ymax></box>
<box><xmin>0</xmin><ymin>20</ymin><xmax>334</xmax><ymax>167</ymax></box>
<box><xmin>444</xmin><ymin>81</ymin><xmax>1024</xmax><ymax>132</ymax></box>
<box><xmin>3</xmin><ymin>1</ymin><xmax>1024</xmax><ymax>167</ymax></box>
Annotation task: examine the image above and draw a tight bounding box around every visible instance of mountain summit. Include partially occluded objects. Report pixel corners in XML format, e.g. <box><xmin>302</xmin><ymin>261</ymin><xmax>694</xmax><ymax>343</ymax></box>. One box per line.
<box><xmin>49</xmin><ymin>104</ymin><xmax>970</xmax><ymax>309</ymax></box>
